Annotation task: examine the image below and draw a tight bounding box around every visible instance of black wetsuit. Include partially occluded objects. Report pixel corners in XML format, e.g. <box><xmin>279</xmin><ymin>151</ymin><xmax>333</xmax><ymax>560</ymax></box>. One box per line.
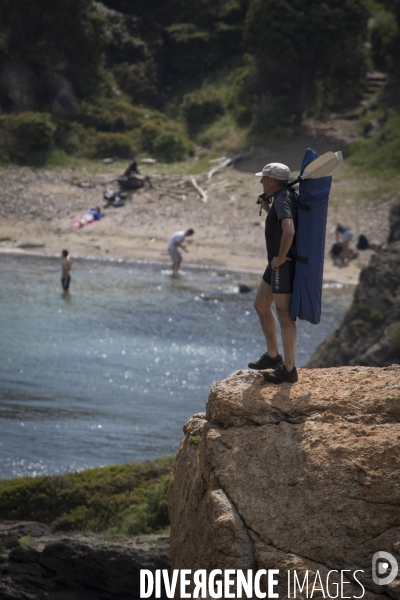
<box><xmin>263</xmin><ymin>187</ymin><xmax>298</xmax><ymax>293</ymax></box>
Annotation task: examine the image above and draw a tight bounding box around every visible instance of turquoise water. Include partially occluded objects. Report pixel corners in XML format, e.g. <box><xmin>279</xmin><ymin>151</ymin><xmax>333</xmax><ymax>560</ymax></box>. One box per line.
<box><xmin>0</xmin><ymin>254</ymin><xmax>353</xmax><ymax>479</ymax></box>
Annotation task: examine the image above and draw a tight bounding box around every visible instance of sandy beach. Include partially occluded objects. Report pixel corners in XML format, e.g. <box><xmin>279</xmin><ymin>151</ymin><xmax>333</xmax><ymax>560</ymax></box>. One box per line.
<box><xmin>0</xmin><ymin>138</ymin><xmax>394</xmax><ymax>285</ymax></box>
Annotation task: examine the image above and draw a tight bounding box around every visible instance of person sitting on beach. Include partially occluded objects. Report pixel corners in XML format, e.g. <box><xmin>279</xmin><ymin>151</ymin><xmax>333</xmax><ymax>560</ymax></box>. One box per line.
<box><xmin>123</xmin><ymin>160</ymin><xmax>139</xmax><ymax>176</ymax></box>
<box><xmin>336</xmin><ymin>223</ymin><xmax>355</xmax><ymax>264</ymax></box>
<box><xmin>61</xmin><ymin>249</ymin><xmax>71</xmax><ymax>293</ymax></box>
<box><xmin>79</xmin><ymin>206</ymin><xmax>103</xmax><ymax>228</ymax></box>
<box><xmin>167</xmin><ymin>229</ymin><xmax>195</xmax><ymax>276</ymax></box>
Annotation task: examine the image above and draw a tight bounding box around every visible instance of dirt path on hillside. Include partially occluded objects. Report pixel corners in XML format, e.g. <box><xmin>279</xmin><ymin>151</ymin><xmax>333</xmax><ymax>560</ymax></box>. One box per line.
<box><xmin>0</xmin><ymin>114</ymin><xmax>397</xmax><ymax>285</ymax></box>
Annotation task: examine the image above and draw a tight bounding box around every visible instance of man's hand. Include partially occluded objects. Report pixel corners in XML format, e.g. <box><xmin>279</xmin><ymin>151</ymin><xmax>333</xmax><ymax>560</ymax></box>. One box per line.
<box><xmin>271</xmin><ymin>255</ymin><xmax>292</xmax><ymax>270</ymax></box>
<box><xmin>271</xmin><ymin>218</ymin><xmax>295</xmax><ymax>269</ymax></box>
<box><xmin>258</xmin><ymin>195</ymin><xmax>271</xmax><ymax>213</ymax></box>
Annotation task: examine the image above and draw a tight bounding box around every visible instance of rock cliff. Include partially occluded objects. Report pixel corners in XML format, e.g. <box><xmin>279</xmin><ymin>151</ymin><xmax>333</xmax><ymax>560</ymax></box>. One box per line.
<box><xmin>308</xmin><ymin>203</ymin><xmax>400</xmax><ymax>367</ymax></box>
<box><xmin>0</xmin><ymin>521</ymin><xmax>169</xmax><ymax>599</ymax></box>
<box><xmin>168</xmin><ymin>366</ymin><xmax>400</xmax><ymax>600</ymax></box>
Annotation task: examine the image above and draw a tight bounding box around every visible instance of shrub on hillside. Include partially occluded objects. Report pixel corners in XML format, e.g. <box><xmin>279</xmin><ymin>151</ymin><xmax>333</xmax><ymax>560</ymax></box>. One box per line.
<box><xmin>196</xmin><ymin>113</ymin><xmax>247</xmax><ymax>152</ymax></box>
<box><xmin>85</xmin><ymin>131</ymin><xmax>134</xmax><ymax>159</ymax></box>
<box><xmin>74</xmin><ymin>99</ymin><xmax>144</xmax><ymax>133</ymax></box>
<box><xmin>152</xmin><ymin>131</ymin><xmax>189</xmax><ymax>162</ymax></box>
<box><xmin>119</xmin><ymin>475</ymin><xmax>170</xmax><ymax>535</ymax></box>
<box><xmin>0</xmin><ymin>457</ymin><xmax>175</xmax><ymax>534</ymax></box>
<box><xmin>139</xmin><ymin>120</ymin><xmax>193</xmax><ymax>160</ymax></box>
<box><xmin>181</xmin><ymin>90</ymin><xmax>225</xmax><ymax>136</ymax></box>
<box><xmin>12</xmin><ymin>112</ymin><xmax>56</xmax><ymax>150</ymax></box>
<box><xmin>139</xmin><ymin>121</ymin><xmax>165</xmax><ymax>153</ymax></box>
<box><xmin>112</xmin><ymin>60</ymin><xmax>159</xmax><ymax>106</ymax></box>
<box><xmin>0</xmin><ymin>112</ymin><xmax>57</xmax><ymax>164</ymax></box>
<box><xmin>248</xmin><ymin>96</ymin><xmax>290</xmax><ymax>139</ymax></box>
<box><xmin>53</xmin><ymin>119</ymin><xmax>86</xmax><ymax>155</ymax></box>
<box><xmin>347</xmin><ymin>113</ymin><xmax>400</xmax><ymax>176</ymax></box>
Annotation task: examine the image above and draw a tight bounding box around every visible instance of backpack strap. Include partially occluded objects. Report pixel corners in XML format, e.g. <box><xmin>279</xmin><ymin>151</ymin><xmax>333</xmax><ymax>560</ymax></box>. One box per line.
<box><xmin>290</xmin><ymin>192</ymin><xmax>311</xmax><ymax>212</ymax></box>
<box><xmin>288</xmin><ymin>190</ymin><xmax>310</xmax><ymax>265</ymax></box>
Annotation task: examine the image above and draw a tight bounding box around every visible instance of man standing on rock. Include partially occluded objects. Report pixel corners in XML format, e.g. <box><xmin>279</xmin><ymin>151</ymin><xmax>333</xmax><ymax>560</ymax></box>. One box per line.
<box><xmin>248</xmin><ymin>163</ymin><xmax>298</xmax><ymax>383</ymax></box>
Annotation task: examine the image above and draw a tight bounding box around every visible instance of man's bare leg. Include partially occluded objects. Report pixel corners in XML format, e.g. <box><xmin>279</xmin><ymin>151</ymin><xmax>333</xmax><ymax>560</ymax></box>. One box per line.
<box><xmin>254</xmin><ymin>279</ymin><xmax>280</xmax><ymax>357</ymax></box>
<box><xmin>341</xmin><ymin>240</ymin><xmax>351</xmax><ymax>262</ymax></box>
<box><xmin>273</xmin><ymin>292</ymin><xmax>297</xmax><ymax>371</ymax></box>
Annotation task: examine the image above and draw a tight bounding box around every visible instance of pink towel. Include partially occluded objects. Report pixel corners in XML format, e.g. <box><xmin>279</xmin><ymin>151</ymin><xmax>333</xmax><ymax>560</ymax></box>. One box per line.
<box><xmin>70</xmin><ymin>215</ymin><xmax>106</xmax><ymax>228</ymax></box>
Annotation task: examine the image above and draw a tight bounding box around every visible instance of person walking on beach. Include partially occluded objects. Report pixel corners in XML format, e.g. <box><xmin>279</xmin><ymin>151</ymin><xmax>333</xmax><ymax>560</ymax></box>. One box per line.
<box><xmin>61</xmin><ymin>249</ymin><xmax>71</xmax><ymax>293</ymax></box>
<box><xmin>248</xmin><ymin>163</ymin><xmax>298</xmax><ymax>384</ymax></box>
<box><xmin>167</xmin><ymin>229</ymin><xmax>194</xmax><ymax>276</ymax></box>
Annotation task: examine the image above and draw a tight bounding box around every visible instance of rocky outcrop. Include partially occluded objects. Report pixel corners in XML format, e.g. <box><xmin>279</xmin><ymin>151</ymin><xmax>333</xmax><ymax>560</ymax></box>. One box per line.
<box><xmin>308</xmin><ymin>203</ymin><xmax>400</xmax><ymax>367</ymax></box>
<box><xmin>1</xmin><ymin>60</ymin><xmax>40</xmax><ymax>112</ymax></box>
<box><xmin>168</xmin><ymin>367</ymin><xmax>400</xmax><ymax>600</ymax></box>
<box><xmin>40</xmin><ymin>70</ymin><xmax>78</xmax><ymax>114</ymax></box>
<box><xmin>0</xmin><ymin>520</ymin><xmax>169</xmax><ymax>599</ymax></box>
<box><xmin>1</xmin><ymin>60</ymin><xmax>77</xmax><ymax>114</ymax></box>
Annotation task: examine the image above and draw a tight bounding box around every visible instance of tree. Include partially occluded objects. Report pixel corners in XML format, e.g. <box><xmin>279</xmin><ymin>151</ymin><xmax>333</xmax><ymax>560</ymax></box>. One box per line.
<box><xmin>0</xmin><ymin>0</ymin><xmax>105</xmax><ymax>98</ymax></box>
<box><xmin>243</xmin><ymin>0</ymin><xmax>369</xmax><ymax>122</ymax></box>
<box><xmin>369</xmin><ymin>0</ymin><xmax>400</xmax><ymax>74</ymax></box>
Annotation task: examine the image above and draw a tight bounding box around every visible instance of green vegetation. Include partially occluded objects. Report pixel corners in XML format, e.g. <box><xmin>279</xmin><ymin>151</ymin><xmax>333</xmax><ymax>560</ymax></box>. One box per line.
<box><xmin>0</xmin><ymin>457</ymin><xmax>175</xmax><ymax>535</ymax></box>
<box><xmin>0</xmin><ymin>0</ymin><xmax>399</xmax><ymax>170</ymax></box>
<box><xmin>244</xmin><ymin>0</ymin><xmax>368</xmax><ymax>121</ymax></box>
<box><xmin>344</xmin><ymin>303</ymin><xmax>385</xmax><ymax>340</ymax></box>
<box><xmin>18</xmin><ymin>536</ymin><xmax>34</xmax><ymax>548</ymax></box>
<box><xmin>188</xmin><ymin>435</ymin><xmax>201</xmax><ymax>446</ymax></box>
<box><xmin>369</xmin><ymin>309</ymin><xmax>384</xmax><ymax>327</ymax></box>
<box><xmin>347</xmin><ymin>113</ymin><xmax>400</xmax><ymax>177</ymax></box>
<box><xmin>350</xmin><ymin>319</ymin><xmax>371</xmax><ymax>339</ymax></box>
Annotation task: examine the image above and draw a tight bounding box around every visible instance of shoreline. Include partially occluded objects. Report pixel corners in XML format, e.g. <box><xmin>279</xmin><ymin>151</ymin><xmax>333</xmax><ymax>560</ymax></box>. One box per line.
<box><xmin>0</xmin><ymin>162</ymin><xmax>390</xmax><ymax>289</ymax></box>
<box><xmin>0</xmin><ymin>246</ymin><xmax>360</xmax><ymax>285</ymax></box>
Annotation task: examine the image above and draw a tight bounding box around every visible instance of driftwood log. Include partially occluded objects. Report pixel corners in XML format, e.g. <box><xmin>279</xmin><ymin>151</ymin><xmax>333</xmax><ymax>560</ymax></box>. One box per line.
<box><xmin>190</xmin><ymin>177</ymin><xmax>208</xmax><ymax>203</ymax></box>
<box><xmin>207</xmin><ymin>146</ymin><xmax>254</xmax><ymax>180</ymax></box>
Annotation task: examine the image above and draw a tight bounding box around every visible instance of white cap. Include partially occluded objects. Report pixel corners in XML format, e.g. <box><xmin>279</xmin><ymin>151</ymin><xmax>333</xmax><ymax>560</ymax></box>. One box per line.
<box><xmin>255</xmin><ymin>162</ymin><xmax>290</xmax><ymax>179</ymax></box>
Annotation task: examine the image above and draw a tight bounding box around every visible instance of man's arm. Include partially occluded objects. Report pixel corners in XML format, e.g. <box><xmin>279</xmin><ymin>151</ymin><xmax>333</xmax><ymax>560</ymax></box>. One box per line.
<box><xmin>175</xmin><ymin>238</ymin><xmax>188</xmax><ymax>252</ymax></box>
<box><xmin>271</xmin><ymin>218</ymin><xmax>294</xmax><ymax>269</ymax></box>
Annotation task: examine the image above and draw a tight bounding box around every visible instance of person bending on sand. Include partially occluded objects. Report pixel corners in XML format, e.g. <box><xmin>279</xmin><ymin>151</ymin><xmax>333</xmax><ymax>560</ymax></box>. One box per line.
<box><xmin>61</xmin><ymin>249</ymin><xmax>71</xmax><ymax>293</ymax></box>
<box><xmin>167</xmin><ymin>229</ymin><xmax>194</xmax><ymax>276</ymax></box>
<box><xmin>248</xmin><ymin>163</ymin><xmax>298</xmax><ymax>384</ymax></box>
<box><xmin>335</xmin><ymin>223</ymin><xmax>355</xmax><ymax>264</ymax></box>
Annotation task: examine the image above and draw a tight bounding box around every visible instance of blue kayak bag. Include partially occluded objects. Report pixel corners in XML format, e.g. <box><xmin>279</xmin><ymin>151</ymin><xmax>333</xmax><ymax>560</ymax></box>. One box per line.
<box><xmin>290</xmin><ymin>148</ymin><xmax>332</xmax><ymax>324</ymax></box>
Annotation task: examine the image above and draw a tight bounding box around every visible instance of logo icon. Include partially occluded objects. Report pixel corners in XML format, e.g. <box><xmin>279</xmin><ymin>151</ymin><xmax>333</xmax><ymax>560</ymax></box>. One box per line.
<box><xmin>372</xmin><ymin>551</ymin><xmax>398</xmax><ymax>585</ymax></box>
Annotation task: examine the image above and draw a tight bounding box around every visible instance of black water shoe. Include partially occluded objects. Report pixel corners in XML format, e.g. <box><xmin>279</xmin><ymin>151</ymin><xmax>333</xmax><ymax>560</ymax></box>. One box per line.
<box><xmin>262</xmin><ymin>364</ymin><xmax>298</xmax><ymax>384</ymax></box>
<box><xmin>248</xmin><ymin>353</ymin><xmax>283</xmax><ymax>370</ymax></box>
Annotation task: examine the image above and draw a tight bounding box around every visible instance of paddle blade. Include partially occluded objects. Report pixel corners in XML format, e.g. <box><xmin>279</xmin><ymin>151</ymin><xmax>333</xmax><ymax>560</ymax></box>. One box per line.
<box><xmin>330</xmin><ymin>151</ymin><xmax>344</xmax><ymax>176</ymax></box>
<box><xmin>301</xmin><ymin>151</ymin><xmax>340</xmax><ymax>179</ymax></box>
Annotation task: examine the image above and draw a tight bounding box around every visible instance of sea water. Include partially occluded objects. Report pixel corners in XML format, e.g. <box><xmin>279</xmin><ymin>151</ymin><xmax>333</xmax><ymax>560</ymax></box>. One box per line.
<box><xmin>0</xmin><ymin>254</ymin><xmax>353</xmax><ymax>479</ymax></box>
